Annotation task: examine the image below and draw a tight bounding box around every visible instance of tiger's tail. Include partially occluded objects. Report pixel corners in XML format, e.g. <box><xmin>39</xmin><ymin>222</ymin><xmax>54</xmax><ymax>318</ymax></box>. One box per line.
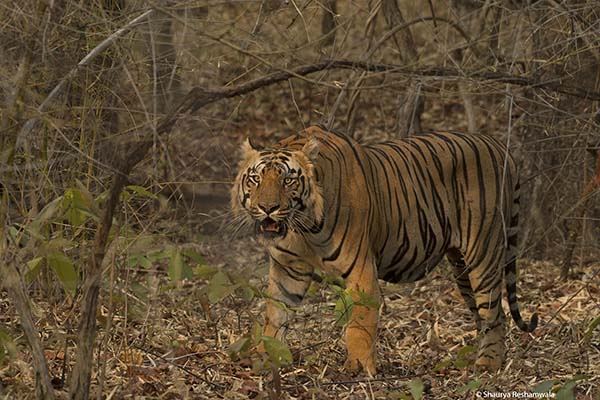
<box><xmin>505</xmin><ymin>181</ymin><xmax>538</xmax><ymax>332</ymax></box>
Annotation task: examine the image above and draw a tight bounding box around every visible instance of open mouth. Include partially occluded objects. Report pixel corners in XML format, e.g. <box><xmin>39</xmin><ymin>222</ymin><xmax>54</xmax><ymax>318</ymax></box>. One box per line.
<box><xmin>256</xmin><ymin>217</ymin><xmax>287</xmax><ymax>238</ymax></box>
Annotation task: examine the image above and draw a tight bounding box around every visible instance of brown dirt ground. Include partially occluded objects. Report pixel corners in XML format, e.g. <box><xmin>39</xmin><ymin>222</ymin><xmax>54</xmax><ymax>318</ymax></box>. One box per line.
<box><xmin>1</xmin><ymin>233</ymin><xmax>598</xmax><ymax>399</ymax></box>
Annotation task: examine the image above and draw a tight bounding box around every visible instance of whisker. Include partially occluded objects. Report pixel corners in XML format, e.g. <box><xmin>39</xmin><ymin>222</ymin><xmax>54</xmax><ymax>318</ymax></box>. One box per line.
<box><xmin>220</xmin><ymin>212</ymin><xmax>254</xmax><ymax>238</ymax></box>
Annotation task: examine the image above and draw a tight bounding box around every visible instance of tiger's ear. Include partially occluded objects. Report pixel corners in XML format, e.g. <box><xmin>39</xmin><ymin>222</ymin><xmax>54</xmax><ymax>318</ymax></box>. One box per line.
<box><xmin>241</xmin><ymin>138</ymin><xmax>261</xmax><ymax>158</ymax></box>
<box><xmin>301</xmin><ymin>137</ymin><xmax>319</xmax><ymax>162</ymax></box>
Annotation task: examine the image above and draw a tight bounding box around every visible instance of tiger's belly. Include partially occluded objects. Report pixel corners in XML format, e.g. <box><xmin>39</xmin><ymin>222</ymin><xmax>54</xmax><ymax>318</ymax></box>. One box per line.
<box><xmin>377</xmin><ymin>252</ymin><xmax>446</xmax><ymax>283</ymax></box>
<box><xmin>373</xmin><ymin>203</ymin><xmax>454</xmax><ymax>284</ymax></box>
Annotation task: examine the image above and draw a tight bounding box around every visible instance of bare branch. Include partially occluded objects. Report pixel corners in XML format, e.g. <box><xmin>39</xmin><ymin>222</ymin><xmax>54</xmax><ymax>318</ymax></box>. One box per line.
<box><xmin>69</xmin><ymin>170</ymin><xmax>128</xmax><ymax>400</ymax></box>
<box><xmin>176</xmin><ymin>60</ymin><xmax>600</xmax><ymax>108</ymax></box>
<box><xmin>0</xmin><ymin>263</ymin><xmax>56</xmax><ymax>400</ymax></box>
<box><xmin>14</xmin><ymin>9</ymin><xmax>156</xmax><ymax>152</ymax></box>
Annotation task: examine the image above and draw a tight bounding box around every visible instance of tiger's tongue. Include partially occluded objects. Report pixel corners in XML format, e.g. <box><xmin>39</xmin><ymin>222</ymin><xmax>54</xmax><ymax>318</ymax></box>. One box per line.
<box><xmin>263</xmin><ymin>221</ymin><xmax>278</xmax><ymax>231</ymax></box>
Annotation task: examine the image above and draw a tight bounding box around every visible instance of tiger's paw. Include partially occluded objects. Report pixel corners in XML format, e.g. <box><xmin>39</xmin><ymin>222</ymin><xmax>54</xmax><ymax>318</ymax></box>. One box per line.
<box><xmin>475</xmin><ymin>325</ymin><xmax>506</xmax><ymax>372</ymax></box>
<box><xmin>343</xmin><ymin>356</ymin><xmax>376</xmax><ymax>376</ymax></box>
<box><xmin>475</xmin><ymin>356</ymin><xmax>503</xmax><ymax>372</ymax></box>
<box><xmin>475</xmin><ymin>348</ymin><xmax>505</xmax><ymax>372</ymax></box>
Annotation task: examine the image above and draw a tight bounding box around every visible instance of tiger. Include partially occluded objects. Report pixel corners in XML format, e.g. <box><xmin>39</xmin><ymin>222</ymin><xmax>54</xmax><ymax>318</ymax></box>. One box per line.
<box><xmin>231</xmin><ymin>125</ymin><xmax>538</xmax><ymax>374</ymax></box>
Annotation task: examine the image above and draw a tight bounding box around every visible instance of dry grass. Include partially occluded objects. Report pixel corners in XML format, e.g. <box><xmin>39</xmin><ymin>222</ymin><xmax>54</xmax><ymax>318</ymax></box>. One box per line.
<box><xmin>1</xmin><ymin>231</ymin><xmax>598</xmax><ymax>399</ymax></box>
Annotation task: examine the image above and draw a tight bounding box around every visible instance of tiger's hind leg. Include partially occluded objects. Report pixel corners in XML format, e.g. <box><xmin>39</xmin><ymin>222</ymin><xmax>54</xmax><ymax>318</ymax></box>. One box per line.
<box><xmin>464</xmin><ymin>249</ymin><xmax>507</xmax><ymax>372</ymax></box>
<box><xmin>447</xmin><ymin>250</ymin><xmax>482</xmax><ymax>331</ymax></box>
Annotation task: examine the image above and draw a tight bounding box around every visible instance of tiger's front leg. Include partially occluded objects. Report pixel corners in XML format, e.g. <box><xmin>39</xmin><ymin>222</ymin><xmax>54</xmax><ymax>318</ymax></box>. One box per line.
<box><xmin>262</xmin><ymin>257</ymin><xmax>314</xmax><ymax>344</ymax></box>
<box><xmin>343</xmin><ymin>261</ymin><xmax>381</xmax><ymax>376</ymax></box>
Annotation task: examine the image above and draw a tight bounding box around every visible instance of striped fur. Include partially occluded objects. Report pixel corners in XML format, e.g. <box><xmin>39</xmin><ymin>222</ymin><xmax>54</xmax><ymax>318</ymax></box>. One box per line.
<box><xmin>231</xmin><ymin>125</ymin><xmax>538</xmax><ymax>374</ymax></box>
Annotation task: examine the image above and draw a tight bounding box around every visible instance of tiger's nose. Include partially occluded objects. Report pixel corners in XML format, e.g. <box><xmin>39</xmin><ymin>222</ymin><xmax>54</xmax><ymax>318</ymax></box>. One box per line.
<box><xmin>258</xmin><ymin>203</ymin><xmax>280</xmax><ymax>215</ymax></box>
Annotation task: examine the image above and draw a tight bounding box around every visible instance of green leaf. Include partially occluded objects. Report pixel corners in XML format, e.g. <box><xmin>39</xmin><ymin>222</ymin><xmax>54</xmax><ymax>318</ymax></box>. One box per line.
<box><xmin>27</xmin><ymin>257</ymin><xmax>44</xmax><ymax>270</ymax></box>
<box><xmin>0</xmin><ymin>329</ymin><xmax>16</xmax><ymax>365</ymax></box>
<box><xmin>47</xmin><ymin>252</ymin><xmax>77</xmax><ymax>296</ymax></box>
<box><xmin>408</xmin><ymin>378</ymin><xmax>424</xmax><ymax>400</ymax></box>
<box><xmin>181</xmin><ymin>249</ymin><xmax>206</xmax><ymax>265</ymax></box>
<box><xmin>147</xmin><ymin>250</ymin><xmax>170</xmax><ymax>263</ymax></box>
<box><xmin>96</xmin><ymin>190</ymin><xmax>110</xmax><ymax>204</ymax></box>
<box><xmin>74</xmin><ymin>180</ymin><xmax>99</xmax><ymax>213</ymax></box>
<box><xmin>126</xmin><ymin>255</ymin><xmax>151</xmax><ymax>269</ymax></box>
<box><xmin>252</xmin><ymin>358</ymin><xmax>265</xmax><ymax>373</ymax></box>
<box><xmin>433</xmin><ymin>358</ymin><xmax>453</xmax><ymax>372</ymax></box>
<box><xmin>570</xmin><ymin>374</ymin><xmax>588</xmax><ymax>381</ymax></box>
<box><xmin>334</xmin><ymin>289</ymin><xmax>354</xmax><ymax>326</ymax></box>
<box><xmin>206</xmin><ymin>271</ymin><xmax>238</xmax><ymax>303</ymax></box>
<box><xmin>67</xmin><ymin>208</ymin><xmax>86</xmax><ymax>226</ymax></box>
<box><xmin>556</xmin><ymin>381</ymin><xmax>576</xmax><ymax>400</ymax></box>
<box><xmin>194</xmin><ymin>264</ymin><xmax>219</xmax><ymax>279</ymax></box>
<box><xmin>131</xmin><ymin>282</ymin><xmax>149</xmax><ymax>302</ymax></box>
<box><xmin>261</xmin><ymin>336</ymin><xmax>292</xmax><ymax>367</ymax></box>
<box><xmin>533</xmin><ymin>380</ymin><xmax>556</xmax><ymax>394</ymax></box>
<box><xmin>7</xmin><ymin>225</ymin><xmax>27</xmax><ymax>247</ymax></box>
<box><xmin>251</xmin><ymin>322</ymin><xmax>262</xmax><ymax>344</ymax></box>
<box><xmin>25</xmin><ymin>257</ymin><xmax>45</xmax><ymax>283</ymax></box>
<box><xmin>139</xmin><ymin>256</ymin><xmax>152</xmax><ymax>269</ymax></box>
<box><xmin>126</xmin><ymin>185</ymin><xmax>158</xmax><ymax>199</ymax></box>
<box><xmin>45</xmin><ymin>237</ymin><xmax>74</xmax><ymax>253</ymax></box>
<box><xmin>168</xmin><ymin>249</ymin><xmax>193</xmax><ymax>282</ymax></box>
<box><xmin>583</xmin><ymin>316</ymin><xmax>600</xmax><ymax>344</ymax></box>
<box><xmin>29</xmin><ymin>196</ymin><xmax>63</xmax><ymax>233</ymax></box>
<box><xmin>457</xmin><ymin>379</ymin><xmax>480</xmax><ymax>394</ymax></box>
<box><xmin>37</xmin><ymin>196</ymin><xmax>64</xmax><ymax>222</ymax></box>
<box><xmin>457</xmin><ymin>345</ymin><xmax>476</xmax><ymax>357</ymax></box>
<box><xmin>355</xmin><ymin>290</ymin><xmax>379</xmax><ymax>309</ymax></box>
<box><xmin>239</xmin><ymin>286</ymin><xmax>255</xmax><ymax>301</ymax></box>
<box><xmin>209</xmin><ymin>270</ymin><xmax>229</xmax><ymax>286</ymax></box>
<box><xmin>228</xmin><ymin>337</ymin><xmax>252</xmax><ymax>361</ymax></box>
<box><xmin>63</xmin><ymin>188</ymin><xmax>97</xmax><ymax>226</ymax></box>
<box><xmin>306</xmin><ymin>282</ymin><xmax>318</xmax><ymax>296</ymax></box>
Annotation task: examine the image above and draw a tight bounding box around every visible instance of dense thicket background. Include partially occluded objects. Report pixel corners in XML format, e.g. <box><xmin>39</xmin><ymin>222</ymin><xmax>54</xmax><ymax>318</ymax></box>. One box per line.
<box><xmin>0</xmin><ymin>1</ymin><xmax>598</xmax><ymax>399</ymax></box>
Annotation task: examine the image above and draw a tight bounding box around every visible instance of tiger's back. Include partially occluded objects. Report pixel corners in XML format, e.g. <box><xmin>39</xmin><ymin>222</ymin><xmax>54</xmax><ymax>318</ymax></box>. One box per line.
<box><xmin>364</xmin><ymin>132</ymin><xmax>517</xmax><ymax>284</ymax></box>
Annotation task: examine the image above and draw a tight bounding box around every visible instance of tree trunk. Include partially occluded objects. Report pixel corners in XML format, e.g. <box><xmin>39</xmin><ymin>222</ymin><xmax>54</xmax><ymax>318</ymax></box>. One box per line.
<box><xmin>321</xmin><ymin>0</ymin><xmax>337</xmax><ymax>47</ymax></box>
<box><xmin>0</xmin><ymin>262</ymin><xmax>56</xmax><ymax>400</ymax></box>
<box><xmin>381</xmin><ymin>0</ymin><xmax>423</xmax><ymax>136</ymax></box>
<box><xmin>145</xmin><ymin>6</ymin><xmax>181</xmax><ymax>118</ymax></box>
<box><xmin>560</xmin><ymin>143</ymin><xmax>600</xmax><ymax>279</ymax></box>
<box><xmin>449</xmin><ymin>0</ymin><xmax>486</xmax><ymax>133</ymax></box>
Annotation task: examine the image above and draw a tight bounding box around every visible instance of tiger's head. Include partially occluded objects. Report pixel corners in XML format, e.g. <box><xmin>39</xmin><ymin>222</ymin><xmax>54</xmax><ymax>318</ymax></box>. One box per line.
<box><xmin>231</xmin><ymin>137</ymin><xmax>323</xmax><ymax>242</ymax></box>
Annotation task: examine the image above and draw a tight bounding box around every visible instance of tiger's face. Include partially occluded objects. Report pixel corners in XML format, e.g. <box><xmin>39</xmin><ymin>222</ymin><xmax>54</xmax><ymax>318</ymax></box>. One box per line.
<box><xmin>231</xmin><ymin>137</ymin><xmax>323</xmax><ymax>242</ymax></box>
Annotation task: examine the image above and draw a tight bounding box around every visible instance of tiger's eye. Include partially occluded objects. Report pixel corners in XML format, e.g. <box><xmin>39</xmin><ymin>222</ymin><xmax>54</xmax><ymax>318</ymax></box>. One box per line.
<box><xmin>248</xmin><ymin>174</ymin><xmax>260</xmax><ymax>185</ymax></box>
<box><xmin>284</xmin><ymin>177</ymin><xmax>296</xmax><ymax>186</ymax></box>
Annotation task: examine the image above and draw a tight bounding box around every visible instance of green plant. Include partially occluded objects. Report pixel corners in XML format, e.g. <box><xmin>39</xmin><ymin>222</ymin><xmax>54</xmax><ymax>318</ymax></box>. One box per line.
<box><xmin>18</xmin><ymin>183</ymin><xmax>163</xmax><ymax>298</ymax></box>
<box><xmin>0</xmin><ymin>327</ymin><xmax>16</xmax><ymax>366</ymax></box>
<box><xmin>408</xmin><ymin>378</ymin><xmax>425</xmax><ymax>400</ymax></box>
<box><xmin>433</xmin><ymin>344</ymin><xmax>477</xmax><ymax>371</ymax></box>
<box><xmin>533</xmin><ymin>375</ymin><xmax>589</xmax><ymax>400</ymax></box>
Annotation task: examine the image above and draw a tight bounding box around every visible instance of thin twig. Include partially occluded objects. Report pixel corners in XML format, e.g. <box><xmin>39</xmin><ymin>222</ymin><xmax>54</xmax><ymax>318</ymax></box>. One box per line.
<box><xmin>177</xmin><ymin>60</ymin><xmax>600</xmax><ymax>110</ymax></box>
<box><xmin>315</xmin><ymin>372</ymin><xmax>425</xmax><ymax>386</ymax></box>
<box><xmin>132</xmin><ymin>345</ymin><xmax>226</xmax><ymax>392</ymax></box>
<box><xmin>15</xmin><ymin>9</ymin><xmax>156</xmax><ymax>151</ymax></box>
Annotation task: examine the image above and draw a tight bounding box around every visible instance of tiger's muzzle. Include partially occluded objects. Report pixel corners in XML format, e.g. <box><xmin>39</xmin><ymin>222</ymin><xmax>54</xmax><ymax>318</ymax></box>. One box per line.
<box><xmin>255</xmin><ymin>217</ymin><xmax>288</xmax><ymax>239</ymax></box>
